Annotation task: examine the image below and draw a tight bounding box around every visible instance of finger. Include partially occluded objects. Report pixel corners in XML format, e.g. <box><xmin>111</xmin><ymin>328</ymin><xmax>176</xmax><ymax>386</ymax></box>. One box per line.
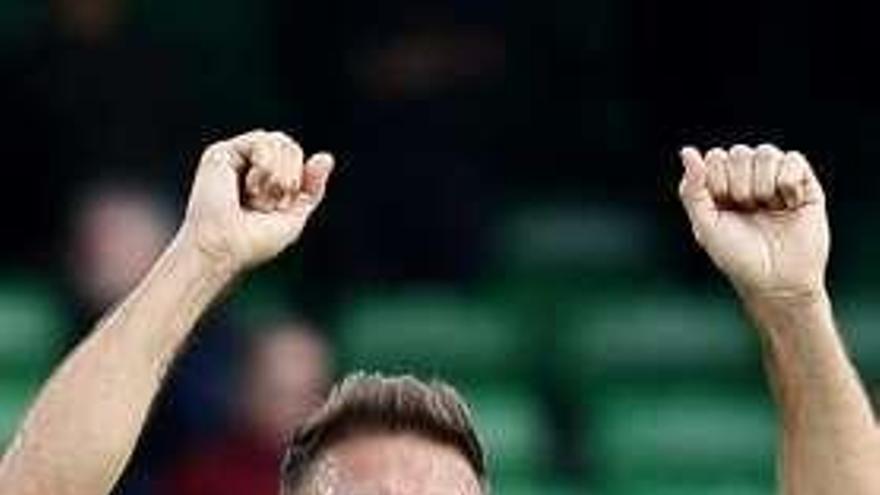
<box><xmin>272</xmin><ymin>132</ymin><xmax>304</xmax><ymax>192</ymax></box>
<box><xmin>777</xmin><ymin>152</ymin><xmax>806</xmax><ymax>209</ymax></box>
<box><xmin>779</xmin><ymin>151</ymin><xmax>824</xmax><ymax>208</ymax></box>
<box><xmin>230</xmin><ymin>131</ymin><xmax>278</xmax><ymax>181</ymax></box>
<box><xmin>794</xmin><ymin>151</ymin><xmax>825</xmax><ymax>206</ymax></box>
<box><xmin>727</xmin><ymin>144</ymin><xmax>755</xmax><ymax>208</ymax></box>
<box><xmin>678</xmin><ymin>147</ymin><xmax>716</xmax><ymax>243</ymax></box>
<box><xmin>262</xmin><ymin>139</ymin><xmax>288</xmax><ymax>208</ymax></box>
<box><xmin>294</xmin><ymin>152</ymin><xmax>336</xmax><ymax>210</ymax></box>
<box><xmin>265</xmin><ymin>153</ymin><xmax>336</xmax><ymax>245</ymax></box>
<box><xmin>202</xmin><ymin>130</ymin><xmax>263</xmax><ymax>172</ymax></box>
<box><xmin>244</xmin><ymin>158</ymin><xmax>275</xmax><ymax>213</ymax></box>
<box><xmin>245</xmin><ymin>164</ymin><xmax>268</xmax><ymax>199</ymax></box>
<box><xmin>271</xmin><ymin>133</ymin><xmax>304</xmax><ymax>210</ymax></box>
<box><xmin>222</xmin><ymin>131</ymin><xmax>271</xmax><ymax>209</ymax></box>
<box><xmin>245</xmin><ymin>172</ymin><xmax>275</xmax><ymax>212</ymax></box>
<box><xmin>240</xmin><ymin>132</ymin><xmax>296</xmax><ymax>211</ymax></box>
<box><xmin>228</xmin><ymin>130</ymin><xmax>269</xmax><ymax>169</ymax></box>
<box><xmin>705</xmin><ymin>148</ymin><xmax>730</xmax><ymax>204</ymax></box>
<box><xmin>753</xmin><ymin>143</ymin><xmax>783</xmax><ymax>208</ymax></box>
<box><xmin>200</xmin><ymin>141</ymin><xmax>247</xmax><ymax>172</ymax></box>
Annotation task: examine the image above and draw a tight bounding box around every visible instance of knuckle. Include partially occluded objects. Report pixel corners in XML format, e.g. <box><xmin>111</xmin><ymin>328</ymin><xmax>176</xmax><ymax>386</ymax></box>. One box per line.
<box><xmin>247</xmin><ymin>129</ymin><xmax>270</xmax><ymax>144</ymax></box>
<box><xmin>202</xmin><ymin>142</ymin><xmax>229</xmax><ymax>162</ymax></box>
<box><xmin>756</xmin><ymin>143</ymin><xmax>781</xmax><ymax>160</ymax></box>
<box><xmin>289</xmin><ymin>140</ymin><xmax>304</xmax><ymax>158</ymax></box>
<box><xmin>729</xmin><ymin>144</ymin><xmax>752</xmax><ymax>156</ymax></box>
<box><xmin>706</xmin><ymin>148</ymin><xmax>727</xmax><ymax>162</ymax></box>
<box><xmin>778</xmin><ymin>176</ymin><xmax>798</xmax><ymax>191</ymax></box>
<box><xmin>756</xmin><ymin>142</ymin><xmax>778</xmax><ymax>153</ymax></box>
<box><xmin>269</xmin><ymin>131</ymin><xmax>289</xmax><ymax>144</ymax></box>
<box><xmin>785</xmin><ymin>151</ymin><xmax>806</xmax><ymax>166</ymax></box>
<box><xmin>253</xmin><ymin>131</ymin><xmax>273</xmax><ymax>146</ymax></box>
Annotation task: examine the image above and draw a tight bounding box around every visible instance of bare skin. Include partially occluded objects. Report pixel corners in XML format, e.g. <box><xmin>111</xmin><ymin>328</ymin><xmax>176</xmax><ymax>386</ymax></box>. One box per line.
<box><xmin>303</xmin><ymin>433</ymin><xmax>483</xmax><ymax>495</ymax></box>
<box><xmin>679</xmin><ymin>144</ymin><xmax>880</xmax><ymax>495</ymax></box>
<box><xmin>0</xmin><ymin>130</ymin><xmax>335</xmax><ymax>495</ymax></box>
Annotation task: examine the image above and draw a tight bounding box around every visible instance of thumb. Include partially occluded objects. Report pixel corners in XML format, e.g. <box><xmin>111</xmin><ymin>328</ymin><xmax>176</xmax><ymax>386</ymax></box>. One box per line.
<box><xmin>295</xmin><ymin>152</ymin><xmax>335</xmax><ymax>209</ymax></box>
<box><xmin>273</xmin><ymin>152</ymin><xmax>335</xmax><ymax>243</ymax></box>
<box><xmin>678</xmin><ymin>147</ymin><xmax>717</xmax><ymax>242</ymax></box>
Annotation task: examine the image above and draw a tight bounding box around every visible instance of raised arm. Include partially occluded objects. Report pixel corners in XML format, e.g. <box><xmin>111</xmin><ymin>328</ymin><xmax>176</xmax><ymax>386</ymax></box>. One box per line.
<box><xmin>678</xmin><ymin>144</ymin><xmax>880</xmax><ymax>494</ymax></box>
<box><xmin>0</xmin><ymin>130</ymin><xmax>334</xmax><ymax>495</ymax></box>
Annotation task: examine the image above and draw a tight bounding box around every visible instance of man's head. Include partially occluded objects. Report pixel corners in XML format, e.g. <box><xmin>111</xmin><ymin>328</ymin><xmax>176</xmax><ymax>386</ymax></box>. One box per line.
<box><xmin>281</xmin><ymin>373</ymin><xmax>487</xmax><ymax>495</ymax></box>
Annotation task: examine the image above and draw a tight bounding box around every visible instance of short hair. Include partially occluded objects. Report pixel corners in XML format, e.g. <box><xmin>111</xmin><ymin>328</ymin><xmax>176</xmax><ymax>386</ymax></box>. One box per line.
<box><xmin>280</xmin><ymin>372</ymin><xmax>487</xmax><ymax>494</ymax></box>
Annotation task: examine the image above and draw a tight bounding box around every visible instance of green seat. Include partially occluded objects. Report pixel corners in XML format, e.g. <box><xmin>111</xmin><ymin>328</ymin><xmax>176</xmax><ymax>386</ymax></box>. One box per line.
<box><xmin>557</xmin><ymin>291</ymin><xmax>757</xmax><ymax>391</ymax></box>
<box><xmin>0</xmin><ymin>279</ymin><xmax>62</xmax><ymax>379</ymax></box>
<box><xmin>494</xmin><ymin>202</ymin><xmax>659</xmax><ymax>281</ymax></box>
<box><xmin>338</xmin><ymin>288</ymin><xmax>526</xmax><ymax>383</ymax></box>
<box><xmin>836</xmin><ymin>296</ymin><xmax>880</xmax><ymax>380</ymax></box>
<box><xmin>0</xmin><ymin>378</ymin><xmax>38</xmax><ymax>445</ymax></box>
<box><xmin>495</xmin><ymin>476</ymin><xmax>585</xmax><ymax>495</ymax></box>
<box><xmin>589</xmin><ymin>384</ymin><xmax>775</xmax><ymax>485</ymax></box>
<box><xmin>603</xmin><ymin>480</ymin><xmax>773</xmax><ymax>495</ymax></box>
<box><xmin>465</xmin><ymin>386</ymin><xmax>549</xmax><ymax>478</ymax></box>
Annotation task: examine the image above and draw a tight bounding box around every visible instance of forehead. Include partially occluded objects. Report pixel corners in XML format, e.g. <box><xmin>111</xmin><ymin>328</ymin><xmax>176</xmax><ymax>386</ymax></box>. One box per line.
<box><xmin>306</xmin><ymin>432</ymin><xmax>483</xmax><ymax>495</ymax></box>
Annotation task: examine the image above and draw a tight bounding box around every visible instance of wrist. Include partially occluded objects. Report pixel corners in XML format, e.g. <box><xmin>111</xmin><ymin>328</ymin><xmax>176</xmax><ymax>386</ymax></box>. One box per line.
<box><xmin>170</xmin><ymin>226</ymin><xmax>244</xmax><ymax>282</ymax></box>
<box><xmin>738</xmin><ymin>284</ymin><xmax>828</xmax><ymax>310</ymax></box>
<box><xmin>117</xmin><ymin>229</ymin><xmax>238</xmax><ymax>362</ymax></box>
<box><xmin>165</xmin><ymin>230</ymin><xmax>239</xmax><ymax>291</ymax></box>
<box><xmin>739</xmin><ymin>284</ymin><xmax>832</xmax><ymax>334</ymax></box>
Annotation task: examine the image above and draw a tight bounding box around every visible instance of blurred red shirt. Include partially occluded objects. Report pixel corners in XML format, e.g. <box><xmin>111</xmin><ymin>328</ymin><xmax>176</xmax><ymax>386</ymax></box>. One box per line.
<box><xmin>163</xmin><ymin>433</ymin><xmax>281</xmax><ymax>495</ymax></box>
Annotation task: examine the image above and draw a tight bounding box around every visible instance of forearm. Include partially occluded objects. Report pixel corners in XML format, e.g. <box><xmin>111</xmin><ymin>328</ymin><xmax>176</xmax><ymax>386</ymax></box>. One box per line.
<box><xmin>744</xmin><ymin>290</ymin><xmax>880</xmax><ymax>495</ymax></box>
<box><xmin>0</xmin><ymin>235</ymin><xmax>232</xmax><ymax>495</ymax></box>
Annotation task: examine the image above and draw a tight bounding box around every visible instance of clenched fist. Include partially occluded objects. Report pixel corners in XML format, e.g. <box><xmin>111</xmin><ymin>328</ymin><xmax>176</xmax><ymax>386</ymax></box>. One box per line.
<box><xmin>678</xmin><ymin>144</ymin><xmax>829</xmax><ymax>299</ymax></box>
<box><xmin>178</xmin><ymin>130</ymin><xmax>334</xmax><ymax>275</ymax></box>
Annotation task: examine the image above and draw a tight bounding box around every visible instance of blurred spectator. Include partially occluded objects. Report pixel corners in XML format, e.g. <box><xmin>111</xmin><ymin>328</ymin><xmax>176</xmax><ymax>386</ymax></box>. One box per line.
<box><xmin>162</xmin><ymin>320</ymin><xmax>332</xmax><ymax>495</ymax></box>
<box><xmin>67</xmin><ymin>180</ymin><xmax>174</xmax><ymax>321</ymax></box>
<box><xmin>52</xmin><ymin>0</ymin><xmax>127</xmax><ymax>44</ymax></box>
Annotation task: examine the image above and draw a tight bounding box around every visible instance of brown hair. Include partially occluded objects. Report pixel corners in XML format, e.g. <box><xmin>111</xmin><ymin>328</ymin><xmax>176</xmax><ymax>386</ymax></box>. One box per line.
<box><xmin>280</xmin><ymin>372</ymin><xmax>487</xmax><ymax>493</ymax></box>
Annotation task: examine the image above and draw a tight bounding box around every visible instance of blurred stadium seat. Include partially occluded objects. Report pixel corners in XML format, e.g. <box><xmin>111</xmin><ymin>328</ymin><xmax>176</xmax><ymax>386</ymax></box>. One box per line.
<box><xmin>0</xmin><ymin>378</ymin><xmax>37</xmax><ymax>444</ymax></box>
<box><xmin>465</xmin><ymin>385</ymin><xmax>550</xmax><ymax>478</ymax></box>
<box><xmin>602</xmin><ymin>481</ymin><xmax>773</xmax><ymax>495</ymax></box>
<box><xmin>550</xmin><ymin>288</ymin><xmax>776</xmax><ymax>491</ymax></box>
<box><xmin>0</xmin><ymin>278</ymin><xmax>61</xmax><ymax>377</ymax></box>
<box><xmin>0</xmin><ymin>277</ymin><xmax>61</xmax><ymax>442</ymax></box>
<box><xmin>494</xmin><ymin>202</ymin><xmax>658</xmax><ymax>281</ymax></box>
<box><xmin>588</xmin><ymin>383</ymin><xmax>775</xmax><ymax>487</ymax></box>
<box><xmin>495</xmin><ymin>476</ymin><xmax>585</xmax><ymax>495</ymax></box>
<box><xmin>556</xmin><ymin>290</ymin><xmax>759</xmax><ymax>391</ymax></box>
<box><xmin>836</xmin><ymin>295</ymin><xmax>880</xmax><ymax>379</ymax></box>
<box><xmin>338</xmin><ymin>287</ymin><xmax>528</xmax><ymax>383</ymax></box>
